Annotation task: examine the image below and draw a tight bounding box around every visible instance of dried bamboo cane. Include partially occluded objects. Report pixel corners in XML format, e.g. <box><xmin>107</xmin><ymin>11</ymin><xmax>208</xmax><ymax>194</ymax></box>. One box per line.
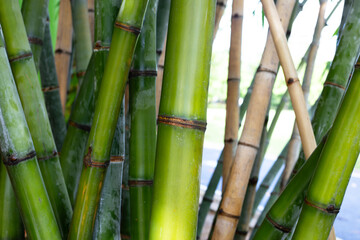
<box><xmin>222</xmin><ymin>0</ymin><xmax>244</xmax><ymax>188</ymax></box>
<box><xmin>214</xmin><ymin>0</ymin><xmax>228</xmax><ymax>38</ymax></box>
<box><xmin>55</xmin><ymin>0</ymin><xmax>73</xmax><ymax>111</ymax></box>
<box><xmin>211</xmin><ymin>1</ymin><xmax>296</xmax><ymax>239</ymax></box>
<box><xmin>281</xmin><ymin>0</ymin><xmax>327</xmax><ymax>189</ymax></box>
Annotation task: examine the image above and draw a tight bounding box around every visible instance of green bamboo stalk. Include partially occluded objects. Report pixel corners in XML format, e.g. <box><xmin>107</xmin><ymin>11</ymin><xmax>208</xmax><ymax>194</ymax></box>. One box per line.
<box><xmin>68</xmin><ymin>1</ymin><xmax>149</xmax><ymax>238</ymax></box>
<box><xmin>0</xmin><ymin>1</ymin><xmax>73</xmax><ymax>237</ymax></box>
<box><xmin>21</xmin><ymin>0</ymin><xmax>49</xmax><ymax>67</ymax></box>
<box><xmin>0</xmin><ymin>160</ymin><xmax>24</xmax><ymax>240</ymax></box>
<box><xmin>292</xmin><ymin>59</ymin><xmax>360</xmax><ymax>240</ymax></box>
<box><xmin>129</xmin><ymin>0</ymin><xmax>158</xmax><ymax>239</ymax></box>
<box><xmin>121</xmin><ymin>111</ymin><xmax>132</xmax><ymax>239</ymax></box>
<box><xmin>149</xmin><ymin>0</ymin><xmax>215</xmax><ymax>239</ymax></box>
<box><xmin>40</xmin><ymin>20</ymin><xmax>67</xmax><ymax>151</ymax></box>
<box><xmin>60</xmin><ymin>0</ymin><xmax>121</xmax><ymax>205</ymax></box>
<box><xmin>71</xmin><ymin>0</ymin><xmax>92</xmax><ymax>85</ymax></box>
<box><xmin>0</xmin><ymin>30</ymin><xmax>61</xmax><ymax>240</ymax></box>
<box><xmin>337</xmin><ymin>0</ymin><xmax>353</xmax><ymax>43</ymax></box>
<box><xmin>156</xmin><ymin>0</ymin><xmax>171</xmax><ymax>61</ymax></box>
<box><xmin>93</xmin><ymin>101</ymin><xmax>125</xmax><ymax>240</ymax></box>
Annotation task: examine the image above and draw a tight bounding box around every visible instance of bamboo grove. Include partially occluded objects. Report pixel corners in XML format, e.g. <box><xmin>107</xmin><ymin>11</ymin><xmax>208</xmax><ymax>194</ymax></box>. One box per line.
<box><xmin>0</xmin><ymin>0</ymin><xmax>358</xmax><ymax>239</ymax></box>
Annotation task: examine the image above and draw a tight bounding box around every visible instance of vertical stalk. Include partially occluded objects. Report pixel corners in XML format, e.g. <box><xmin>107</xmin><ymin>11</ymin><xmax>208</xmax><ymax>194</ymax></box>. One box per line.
<box><xmin>55</xmin><ymin>0</ymin><xmax>73</xmax><ymax>111</ymax></box>
<box><xmin>214</xmin><ymin>0</ymin><xmax>228</xmax><ymax>38</ymax></box>
<box><xmin>88</xmin><ymin>0</ymin><xmax>95</xmax><ymax>43</ymax></box>
<box><xmin>156</xmin><ymin>38</ymin><xmax>166</xmax><ymax>117</ymax></box>
<box><xmin>71</xmin><ymin>0</ymin><xmax>92</xmax><ymax>85</ymax></box>
<box><xmin>40</xmin><ymin>20</ymin><xmax>67</xmax><ymax>151</ymax></box>
<box><xmin>129</xmin><ymin>0</ymin><xmax>158</xmax><ymax>238</ymax></box>
<box><xmin>0</xmin><ymin>30</ymin><xmax>61</xmax><ymax>240</ymax></box>
<box><xmin>149</xmin><ymin>0</ymin><xmax>216</xmax><ymax>238</ymax></box>
<box><xmin>93</xmin><ymin>102</ymin><xmax>125</xmax><ymax>240</ymax></box>
<box><xmin>68</xmin><ymin>1</ymin><xmax>148</xmax><ymax>238</ymax></box>
<box><xmin>156</xmin><ymin>0</ymin><xmax>171</xmax><ymax>61</ymax></box>
<box><xmin>211</xmin><ymin>1</ymin><xmax>296</xmax><ymax>239</ymax></box>
<box><xmin>0</xmin><ymin>1</ymin><xmax>73</xmax><ymax>237</ymax></box>
<box><xmin>222</xmin><ymin>0</ymin><xmax>244</xmax><ymax>188</ymax></box>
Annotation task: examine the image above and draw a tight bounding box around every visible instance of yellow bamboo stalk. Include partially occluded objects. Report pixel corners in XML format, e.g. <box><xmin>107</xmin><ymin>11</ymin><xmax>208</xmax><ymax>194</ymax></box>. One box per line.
<box><xmin>211</xmin><ymin>0</ymin><xmax>296</xmax><ymax>239</ymax></box>
<box><xmin>55</xmin><ymin>0</ymin><xmax>73</xmax><ymax>112</ymax></box>
<box><xmin>156</xmin><ymin>36</ymin><xmax>166</xmax><ymax>117</ymax></box>
<box><xmin>222</xmin><ymin>0</ymin><xmax>243</xmax><ymax>189</ymax></box>
<box><xmin>214</xmin><ymin>0</ymin><xmax>229</xmax><ymax>38</ymax></box>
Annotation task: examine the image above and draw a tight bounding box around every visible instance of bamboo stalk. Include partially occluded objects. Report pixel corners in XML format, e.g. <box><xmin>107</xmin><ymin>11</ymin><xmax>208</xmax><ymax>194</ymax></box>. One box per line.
<box><xmin>88</xmin><ymin>0</ymin><xmax>95</xmax><ymax>43</ymax></box>
<box><xmin>68</xmin><ymin>1</ymin><xmax>149</xmax><ymax>238</ymax></box>
<box><xmin>0</xmin><ymin>30</ymin><xmax>61</xmax><ymax>240</ymax></box>
<box><xmin>292</xmin><ymin>61</ymin><xmax>360</xmax><ymax>239</ymax></box>
<box><xmin>129</xmin><ymin>0</ymin><xmax>158</xmax><ymax>238</ymax></box>
<box><xmin>149</xmin><ymin>0</ymin><xmax>216</xmax><ymax>239</ymax></box>
<box><xmin>60</xmin><ymin>0</ymin><xmax>121</xmax><ymax>205</ymax></box>
<box><xmin>0</xmin><ymin>1</ymin><xmax>73</xmax><ymax>237</ymax></box>
<box><xmin>55</xmin><ymin>0</ymin><xmax>73</xmax><ymax>111</ymax></box>
<box><xmin>71</xmin><ymin>0</ymin><xmax>92</xmax><ymax>86</ymax></box>
<box><xmin>280</xmin><ymin>0</ymin><xmax>328</xmax><ymax>189</ymax></box>
<box><xmin>156</xmin><ymin>37</ymin><xmax>166</xmax><ymax>117</ymax></box>
<box><xmin>40</xmin><ymin>19</ymin><xmax>67</xmax><ymax>151</ymax></box>
<box><xmin>156</xmin><ymin>0</ymin><xmax>170</xmax><ymax>61</ymax></box>
<box><xmin>222</xmin><ymin>0</ymin><xmax>244</xmax><ymax>189</ymax></box>
<box><xmin>93</xmin><ymin>101</ymin><xmax>125</xmax><ymax>239</ymax></box>
<box><xmin>211</xmin><ymin>1</ymin><xmax>296</xmax><ymax>239</ymax></box>
<box><xmin>21</xmin><ymin>0</ymin><xmax>49</xmax><ymax>67</ymax></box>
<box><xmin>214</xmin><ymin>0</ymin><xmax>228</xmax><ymax>38</ymax></box>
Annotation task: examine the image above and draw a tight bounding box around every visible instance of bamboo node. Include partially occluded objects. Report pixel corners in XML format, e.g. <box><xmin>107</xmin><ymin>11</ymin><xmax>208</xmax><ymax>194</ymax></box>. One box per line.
<box><xmin>227</xmin><ymin>77</ymin><xmax>240</xmax><ymax>82</ymax></box>
<box><xmin>76</xmin><ymin>71</ymin><xmax>86</xmax><ymax>78</ymax></box>
<box><xmin>88</xmin><ymin>8</ymin><xmax>94</xmax><ymax>13</ymax></box>
<box><xmin>158</xmin><ymin>64</ymin><xmax>164</xmax><ymax>69</ymax></box>
<box><xmin>157</xmin><ymin>115</ymin><xmax>207</xmax><ymax>131</ymax></box>
<box><xmin>286</xmin><ymin>78</ymin><xmax>299</xmax><ymax>86</ymax></box>
<box><xmin>83</xmin><ymin>148</ymin><xmax>110</xmax><ymax>169</ymax></box>
<box><xmin>38</xmin><ymin>151</ymin><xmax>58</xmax><ymax>161</ymax></box>
<box><xmin>224</xmin><ymin>138</ymin><xmax>236</xmax><ymax>143</ymax></box>
<box><xmin>128</xmin><ymin>180</ymin><xmax>153</xmax><ymax>187</ymax></box>
<box><xmin>238</xmin><ymin>141</ymin><xmax>259</xmax><ymax>150</ymax></box>
<box><xmin>323</xmin><ymin>81</ymin><xmax>345</xmax><ymax>90</ymax></box>
<box><xmin>93</xmin><ymin>41</ymin><xmax>110</xmax><ymax>52</ymax></box>
<box><xmin>202</xmin><ymin>196</ymin><xmax>213</xmax><ymax>202</ymax></box>
<box><xmin>4</xmin><ymin>151</ymin><xmax>36</xmax><ymax>166</ymax></box>
<box><xmin>256</xmin><ymin>65</ymin><xmax>278</xmax><ymax>76</ymax></box>
<box><xmin>28</xmin><ymin>36</ymin><xmax>43</xmax><ymax>46</ymax></box>
<box><xmin>110</xmin><ymin>156</ymin><xmax>124</xmax><ymax>162</ymax></box>
<box><xmin>218</xmin><ymin>208</ymin><xmax>240</xmax><ymax>220</ymax></box>
<box><xmin>156</xmin><ymin>49</ymin><xmax>162</xmax><ymax>56</ymax></box>
<box><xmin>129</xmin><ymin>70</ymin><xmax>158</xmax><ymax>78</ymax></box>
<box><xmin>114</xmin><ymin>21</ymin><xmax>141</xmax><ymax>35</ymax></box>
<box><xmin>265</xmin><ymin>215</ymin><xmax>291</xmax><ymax>233</ymax></box>
<box><xmin>216</xmin><ymin>1</ymin><xmax>226</xmax><ymax>8</ymax></box>
<box><xmin>55</xmin><ymin>48</ymin><xmax>72</xmax><ymax>56</ymax></box>
<box><xmin>304</xmin><ymin>198</ymin><xmax>340</xmax><ymax>214</ymax></box>
<box><xmin>260</xmin><ymin>183</ymin><xmax>270</xmax><ymax>189</ymax></box>
<box><xmin>249</xmin><ymin>176</ymin><xmax>258</xmax><ymax>185</ymax></box>
<box><xmin>68</xmin><ymin>120</ymin><xmax>91</xmax><ymax>132</ymax></box>
<box><xmin>232</xmin><ymin>13</ymin><xmax>243</xmax><ymax>19</ymax></box>
<box><xmin>235</xmin><ymin>229</ymin><xmax>248</xmax><ymax>235</ymax></box>
<box><xmin>42</xmin><ymin>85</ymin><xmax>60</xmax><ymax>92</ymax></box>
<box><xmin>9</xmin><ymin>52</ymin><xmax>33</xmax><ymax>63</ymax></box>
<box><xmin>121</xmin><ymin>184</ymin><xmax>129</xmax><ymax>190</ymax></box>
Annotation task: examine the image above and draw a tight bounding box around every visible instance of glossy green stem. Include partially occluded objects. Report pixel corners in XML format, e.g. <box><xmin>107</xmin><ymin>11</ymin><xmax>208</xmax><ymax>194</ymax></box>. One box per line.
<box><xmin>149</xmin><ymin>0</ymin><xmax>215</xmax><ymax>239</ymax></box>
<box><xmin>71</xmin><ymin>0</ymin><xmax>92</xmax><ymax>85</ymax></box>
<box><xmin>292</xmin><ymin>59</ymin><xmax>360</xmax><ymax>240</ymax></box>
<box><xmin>60</xmin><ymin>0</ymin><xmax>121</xmax><ymax>205</ymax></box>
<box><xmin>129</xmin><ymin>0</ymin><xmax>158</xmax><ymax>239</ymax></box>
<box><xmin>156</xmin><ymin>0</ymin><xmax>171</xmax><ymax>61</ymax></box>
<box><xmin>68</xmin><ymin>1</ymin><xmax>148</xmax><ymax>238</ymax></box>
<box><xmin>0</xmin><ymin>1</ymin><xmax>72</xmax><ymax>237</ymax></box>
<box><xmin>93</xmin><ymin>102</ymin><xmax>125</xmax><ymax>240</ymax></box>
<box><xmin>40</xmin><ymin>20</ymin><xmax>67</xmax><ymax>151</ymax></box>
<box><xmin>0</xmin><ymin>33</ymin><xmax>61</xmax><ymax>240</ymax></box>
<box><xmin>21</xmin><ymin>0</ymin><xmax>49</xmax><ymax>67</ymax></box>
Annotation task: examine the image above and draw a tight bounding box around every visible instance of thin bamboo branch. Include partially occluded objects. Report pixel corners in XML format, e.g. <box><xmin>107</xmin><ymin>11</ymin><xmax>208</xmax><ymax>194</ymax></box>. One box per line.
<box><xmin>214</xmin><ymin>0</ymin><xmax>229</xmax><ymax>39</ymax></box>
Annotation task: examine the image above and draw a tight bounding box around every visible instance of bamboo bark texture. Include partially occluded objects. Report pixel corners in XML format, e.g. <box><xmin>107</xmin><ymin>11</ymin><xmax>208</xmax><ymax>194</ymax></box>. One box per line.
<box><xmin>0</xmin><ymin>30</ymin><xmax>61</xmax><ymax>240</ymax></box>
<box><xmin>211</xmin><ymin>1</ymin><xmax>296</xmax><ymax>239</ymax></box>
<box><xmin>156</xmin><ymin>38</ymin><xmax>166</xmax><ymax>117</ymax></box>
<box><xmin>68</xmin><ymin>1</ymin><xmax>149</xmax><ymax>238</ymax></box>
<box><xmin>149</xmin><ymin>0</ymin><xmax>216</xmax><ymax>239</ymax></box>
<box><xmin>214</xmin><ymin>0</ymin><xmax>228</xmax><ymax>38</ymax></box>
<box><xmin>156</xmin><ymin>0</ymin><xmax>170</xmax><ymax>61</ymax></box>
<box><xmin>0</xmin><ymin>1</ymin><xmax>73</xmax><ymax>237</ymax></box>
<box><xmin>55</xmin><ymin>0</ymin><xmax>73</xmax><ymax>111</ymax></box>
<box><xmin>222</xmin><ymin>0</ymin><xmax>243</xmax><ymax>188</ymax></box>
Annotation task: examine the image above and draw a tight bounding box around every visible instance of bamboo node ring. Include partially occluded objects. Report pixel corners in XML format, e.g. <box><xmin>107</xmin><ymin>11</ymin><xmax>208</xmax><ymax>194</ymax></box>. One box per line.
<box><xmin>4</xmin><ymin>151</ymin><xmax>37</xmax><ymax>166</ymax></box>
<box><xmin>256</xmin><ymin>65</ymin><xmax>278</xmax><ymax>76</ymax></box>
<box><xmin>157</xmin><ymin>115</ymin><xmax>207</xmax><ymax>131</ymax></box>
<box><xmin>156</xmin><ymin>49</ymin><xmax>162</xmax><ymax>55</ymax></box>
<box><xmin>232</xmin><ymin>14</ymin><xmax>243</xmax><ymax>19</ymax></box>
<box><xmin>93</xmin><ymin>41</ymin><xmax>110</xmax><ymax>52</ymax></box>
<box><xmin>9</xmin><ymin>52</ymin><xmax>33</xmax><ymax>63</ymax></box>
<box><xmin>128</xmin><ymin>180</ymin><xmax>153</xmax><ymax>187</ymax></box>
<box><xmin>218</xmin><ymin>208</ymin><xmax>240</xmax><ymax>220</ymax></box>
<box><xmin>55</xmin><ymin>48</ymin><xmax>72</xmax><ymax>55</ymax></box>
<box><xmin>76</xmin><ymin>71</ymin><xmax>86</xmax><ymax>78</ymax></box>
<box><xmin>260</xmin><ymin>183</ymin><xmax>270</xmax><ymax>189</ymax></box>
<box><xmin>224</xmin><ymin>138</ymin><xmax>236</xmax><ymax>143</ymax></box>
<box><xmin>38</xmin><ymin>151</ymin><xmax>58</xmax><ymax>161</ymax></box>
<box><xmin>28</xmin><ymin>36</ymin><xmax>43</xmax><ymax>46</ymax></box>
<box><xmin>238</xmin><ymin>141</ymin><xmax>259</xmax><ymax>150</ymax></box>
<box><xmin>286</xmin><ymin>78</ymin><xmax>299</xmax><ymax>86</ymax></box>
<box><xmin>42</xmin><ymin>85</ymin><xmax>60</xmax><ymax>92</ymax></box>
<box><xmin>323</xmin><ymin>81</ymin><xmax>345</xmax><ymax>90</ymax></box>
<box><xmin>216</xmin><ymin>1</ymin><xmax>226</xmax><ymax>8</ymax></box>
<box><xmin>355</xmin><ymin>62</ymin><xmax>360</xmax><ymax>69</ymax></box>
<box><xmin>114</xmin><ymin>21</ymin><xmax>141</xmax><ymax>35</ymax></box>
<box><xmin>249</xmin><ymin>176</ymin><xmax>258</xmax><ymax>185</ymax></box>
<box><xmin>158</xmin><ymin>64</ymin><xmax>164</xmax><ymax>69</ymax></box>
<box><xmin>304</xmin><ymin>198</ymin><xmax>340</xmax><ymax>214</ymax></box>
<box><xmin>266</xmin><ymin>215</ymin><xmax>291</xmax><ymax>233</ymax></box>
<box><xmin>129</xmin><ymin>70</ymin><xmax>158</xmax><ymax>78</ymax></box>
<box><xmin>68</xmin><ymin>120</ymin><xmax>91</xmax><ymax>132</ymax></box>
<box><xmin>110</xmin><ymin>156</ymin><xmax>124</xmax><ymax>163</ymax></box>
<box><xmin>235</xmin><ymin>230</ymin><xmax>248</xmax><ymax>235</ymax></box>
<box><xmin>227</xmin><ymin>77</ymin><xmax>240</xmax><ymax>82</ymax></box>
<box><xmin>202</xmin><ymin>196</ymin><xmax>213</xmax><ymax>202</ymax></box>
